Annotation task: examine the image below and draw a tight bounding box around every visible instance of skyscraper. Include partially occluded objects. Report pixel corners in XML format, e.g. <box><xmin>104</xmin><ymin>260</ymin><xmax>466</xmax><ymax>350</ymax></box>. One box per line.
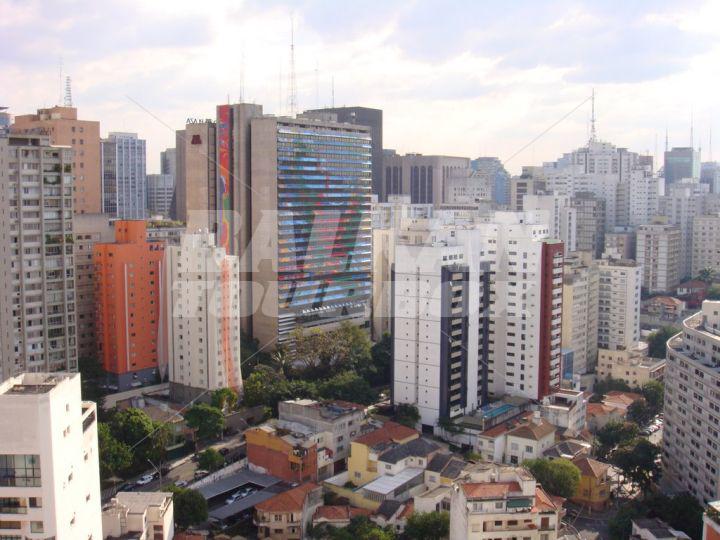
<box><xmin>160</xmin><ymin>147</ymin><xmax>176</xmax><ymax>177</ymax></box>
<box><xmin>101</xmin><ymin>132</ymin><xmax>147</xmax><ymax>219</ymax></box>
<box><xmin>571</xmin><ymin>192</ymin><xmax>606</xmax><ymax>259</ymax></box>
<box><xmin>561</xmin><ymin>253</ymin><xmax>599</xmax><ymax>378</ymax></box>
<box><xmin>636</xmin><ymin>221</ymin><xmax>682</xmax><ymax>293</ymax></box>
<box><xmin>174</xmin><ymin>120</ymin><xmax>217</xmax><ymax>231</ymax></box>
<box><xmin>146</xmin><ymin>173</ymin><xmax>174</xmax><ymax>217</ymax></box>
<box><xmin>664</xmin><ymin>146</ymin><xmax>700</xmax><ymax>188</ymax></box>
<box><xmin>381</xmin><ymin>151</ymin><xmax>470</xmax><ymax>203</ymax></box>
<box><xmin>471</xmin><ymin>156</ymin><xmax>510</xmax><ymax>205</ymax></box>
<box><xmin>13</xmin><ymin>106</ymin><xmax>102</xmax><ymax>214</ymax></box>
<box><xmin>0</xmin><ymin>131</ymin><xmax>78</xmax><ymax>379</ymax></box>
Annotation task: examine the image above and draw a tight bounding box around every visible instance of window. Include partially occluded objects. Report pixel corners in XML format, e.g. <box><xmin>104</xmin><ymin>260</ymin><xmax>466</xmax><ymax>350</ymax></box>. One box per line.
<box><xmin>0</xmin><ymin>455</ymin><xmax>41</xmax><ymax>487</ymax></box>
<box><xmin>30</xmin><ymin>522</ymin><xmax>44</xmax><ymax>533</ymax></box>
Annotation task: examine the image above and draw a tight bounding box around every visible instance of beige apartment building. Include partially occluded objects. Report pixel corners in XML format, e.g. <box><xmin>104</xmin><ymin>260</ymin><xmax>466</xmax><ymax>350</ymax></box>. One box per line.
<box><xmin>561</xmin><ymin>252</ymin><xmax>599</xmax><ymax>376</ymax></box>
<box><xmin>13</xmin><ymin>106</ymin><xmax>101</xmax><ymax>214</ymax></box>
<box><xmin>692</xmin><ymin>213</ymin><xmax>720</xmax><ymax>279</ymax></box>
<box><xmin>636</xmin><ymin>221</ymin><xmax>682</xmax><ymax>294</ymax></box>
<box><xmin>174</xmin><ymin>120</ymin><xmax>217</xmax><ymax>231</ymax></box>
<box><xmin>597</xmin><ymin>343</ymin><xmax>665</xmax><ymax>388</ymax></box>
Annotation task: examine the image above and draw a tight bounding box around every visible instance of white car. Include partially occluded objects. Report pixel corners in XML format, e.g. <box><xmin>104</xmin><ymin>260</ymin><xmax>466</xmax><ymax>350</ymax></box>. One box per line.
<box><xmin>174</xmin><ymin>480</ymin><xmax>188</xmax><ymax>488</ymax></box>
<box><xmin>135</xmin><ymin>474</ymin><xmax>154</xmax><ymax>486</ymax></box>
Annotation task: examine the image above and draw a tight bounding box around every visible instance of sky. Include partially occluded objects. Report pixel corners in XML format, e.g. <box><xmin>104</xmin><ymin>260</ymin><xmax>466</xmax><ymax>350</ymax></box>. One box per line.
<box><xmin>2</xmin><ymin>0</ymin><xmax>720</xmax><ymax>174</ymax></box>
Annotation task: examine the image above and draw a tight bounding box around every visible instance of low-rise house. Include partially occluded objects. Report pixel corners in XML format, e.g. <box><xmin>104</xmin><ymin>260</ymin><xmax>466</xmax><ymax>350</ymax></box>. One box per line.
<box><xmin>702</xmin><ymin>500</ymin><xmax>720</xmax><ymax>540</ymax></box>
<box><xmin>539</xmin><ymin>389</ymin><xmax>587</xmax><ymax>437</ymax></box>
<box><xmin>312</xmin><ymin>506</ymin><xmax>372</xmax><ymax>529</ymax></box>
<box><xmin>631</xmin><ymin>518</ymin><xmax>691</xmax><ymax>540</ymax></box>
<box><xmin>586</xmin><ymin>402</ymin><xmax>625</xmax><ymax>432</ymax></box>
<box><xmin>645</xmin><ymin>296</ymin><xmax>686</xmax><ymax>320</ymax></box>
<box><xmin>597</xmin><ymin>344</ymin><xmax>665</xmax><ymax>388</ymax></box>
<box><xmin>603</xmin><ymin>391</ymin><xmax>644</xmax><ymax>413</ymax></box>
<box><xmin>570</xmin><ymin>456</ymin><xmax>611</xmax><ymax>511</ymax></box>
<box><xmin>372</xmin><ymin>499</ymin><xmax>414</xmax><ymax>535</ymax></box>
<box><xmin>543</xmin><ymin>439</ymin><xmax>591</xmax><ymax>460</ymax></box>
<box><xmin>254</xmin><ymin>483</ymin><xmax>322</xmax><ymax>540</ymax></box>
<box><xmin>449</xmin><ymin>464</ymin><xmax>563</xmax><ymax>540</ymax></box>
<box><xmin>676</xmin><ymin>280</ymin><xmax>709</xmax><ymax>308</ymax></box>
<box><xmin>505</xmin><ymin>412</ymin><xmax>556</xmax><ymax>465</ymax></box>
<box><xmin>424</xmin><ymin>453</ymin><xmax>468</xmax><ymax>488</ymax></box>
<box><xmin>348</xmin><ymin>421</ymin><xmax>419</xmax><ymax>485</ymax></box>
<box><xmin>102</xmin><ymin>491</ymin><xmax>174</xmax><ymax>540</ymax></box>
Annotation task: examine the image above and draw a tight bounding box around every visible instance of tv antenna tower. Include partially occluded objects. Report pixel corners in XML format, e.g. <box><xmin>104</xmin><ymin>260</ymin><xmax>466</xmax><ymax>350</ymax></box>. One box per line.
<box><xmin>589</xmin><ymin>88</ymin><xmax>597</xmax><ymax>142</ymax></box>
<box><xmin>288</xmin><ymin>14</ymin><xmax>297</xmax><ymax>116</ymax></box>
<box><xmin>64</xmin><ymin>76</ymin><xmax>73</xmax><ymax>107</ymax></box>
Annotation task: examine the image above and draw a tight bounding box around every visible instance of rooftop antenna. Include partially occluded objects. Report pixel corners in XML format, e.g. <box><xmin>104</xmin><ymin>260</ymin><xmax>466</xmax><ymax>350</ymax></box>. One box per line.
<box><xmin>278</xmin><ymin>63</ymin><xmax>283</xmax><ymax>116</ymax></box>
<box><xmin>238</xmin><ymin>49</ymin><xmax>245</xmax><ymax>103</ymax></box>
<box><xmin>57</xmin><ymin>56</ymin><xmax>63</xmax><ymax>106</ymax></box>
<box><xmin>665</xmin><ymin>126</ymin><xmax>669</xmax><ymax>152</ymax></box>
<box><xmin>288</xmin><ymin>13</ymin><xmax>297</xmax><ymax>116</ymax></box>
<box><xmin>690</xmin><ymin>109</ymin><xmax>694</xmax><ymax>149</ymax></box>
<box><xmin>331</xmin><ymin>75</ymin><xmax>335</xmax><ymax>108</ymax></box>
<box><xmin>63</xmin><ymin>76</ymin><xmax>73</xmax><ymax>107</ymax></box>
<box><xmin>710</xmin><ymin>128</ymin><xmax>714</xmax><ymax>162</ymax></box>
<box><xmin>589</xmin><ymin>88</ymin><xmax>597</xmax><ymax>142</ymax></box>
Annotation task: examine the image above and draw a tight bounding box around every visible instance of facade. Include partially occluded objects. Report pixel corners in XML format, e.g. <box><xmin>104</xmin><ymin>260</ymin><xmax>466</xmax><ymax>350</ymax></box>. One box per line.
<box><xmin>254</xmin><ymin>483</ymin><xmax>322</xmax><ymax>540</ymax></box>
<box><xmin>146</xmin><ymin>173</ymin><xmax>175</xmax><ymax>217</ymax></box>
<box><xmin>160</xmin><ymin>147</ymin><xmax>176</xmax><ymax>177</ymax></box>
<box><xmin>703</xmin><ymin>500</ymin><xmax>720</xmax><ymax>540</ymax></box>
<box><xmin>571</xmin><ymin>192</ymin><xmax>606</xmax><ymax>258</ymax></box>
<box><xmin>102</xmin><ymin>491</ymin><xmax>174</xmax><ymax>540</ymax></box>
<box><xmin>701</xmin><ymin>162</ymin><xmax>720</xmax><ymax>193</ymax></box>
<box><xmin>509</xmin><ymin>176</ymin><xmax>545</xmax><ymax>211</ymax></box>
<box><xmin>174</xmin><ymin>120</ymin><xmax>217</xmax><ymax>231</ymax></box>
<box><xmin>631</xmin><ymin>518</ymin><xmax>690</xmax><ymax>540</ymax></box>
<box><xmin>604</xmin><ymin>228</ymin><xmax>636</xmax><ymax>259</ymax></box>
<box><xmin>0</xmin><ymin>373</ymin><xmax>102</xmax><ymax>539</ymax></box>
<box><xmin>304</xmin><ymin>107</ymin><xmax>383</xmax><ymax>197</ymax></box>
<box><xmin>13</xmin><ymin>106</ymin><xmax>102</xmax><ymax>214</ymax></box>
<box><xmin>664</xmin><ymin>146</ymin><xmax>700</xmax><ymax>188</ymax></box>
<box><xmin>471</xmin><ymin>157</ymin><xmax>510</xmax><ymax>206</ymax></box>
<box><xmin>101</xmin><ymin>132</ymin><xmax>147</xmax><ymax>219</ymax></box>
<box><xmin>94</xmin><ymin>221</ymin><xmax>165</xmax><ymax>391</ymax></box>
<box><xmin>74</xmin><ymin>213</ymin><xmax>115</xmax><ymax>360</ymax></box>
<box><xmin>246</xmin><ymin>423</ymin><xmax>320</xmax><ymax>483</ymax></box>
<box><xmin>663</xmin><ymin>301</ymin><xmax>720</xmax><ymax>502</ymax></box>
<box><xmin>248</xmin><ymin>114</ymin><xmax>372</xmax><ymax>348</ymax></box>
<box><xmin>561</xmin><ymin>253</ymin><xmax>599</xmax><ymax>376</ymax></box>
<box><xmin>636</xmin><ymin>222</ymin><xmax>682</xmax><ymax>293</ymax></box>
<box><xmin>504</xmin><ymin>413</ymin><xmax>556</xmax><ymax>465</ymax></box>
<box><xmin>381</xmin><ymin>151</ymin><xmax>470</xmax><ymax>203</ymax></box>
<box><xmin>571</xmin><ymin>456</ymin><xmax>611</xmax><ymax>511</ymax></box>
<box><xmin>449</xmin><ymin>464</ymin><xmax>562</xmax><ymax>540</ymax></box>
<box><xmin>348</xmin><ymin>421</ymin><xmax>419</xmax><ymax>486</ymax></box>
<box><xmin>0</xmin><ymin>131</ymin><xmax>78</xmax><ymax>379</ymax></box>
<box><xmin>523</xmin><ymin>194</ymin><xmax>577</xmax><ymax>253</ymax></box>
<box><xmin>597</xmin><ymin>344</ymin><xmax>665</xmax><ymax>389</ymax></box>
<box><xmin>692</xmin><ymin>213</ymin><xmax>720</xmax><ymax>278</ymax></box>
<box><xmin>540</xmin><ymin>389</ymin><xmax>587</xmax><ymax>437</ymax></box>
<box><xmin>597</xmin><ymin>257</ymin><xmax>641</xmax><ymax>351</ymax></box>
<box><xmin>164</xmin><ymin>232</ymin><xmax>242</xmax><ymax>402</ymax></box>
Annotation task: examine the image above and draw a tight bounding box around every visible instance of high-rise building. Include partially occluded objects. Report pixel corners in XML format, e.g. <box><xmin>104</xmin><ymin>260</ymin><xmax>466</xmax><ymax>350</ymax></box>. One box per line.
<box><xmin>701</xmin><ymin>162</ymin><xmax>720</xmax><ymax>194</ymax></box>
<box><xmin>101</xmin><ymin>132</ymin><xmax>147</xmax><ymax>219</ymax></box>
<box><xmin>597</xmin><ymin>257</ymin><xmax>641</xmax><ymax>351</ymax></box>
<box><xmin>0</xmin><ymin>106</ymin><xmax>11</xmax><ymax>133</ymax></box>
<box><xmin>164</xmin><ymin>232</ymin><xmax>242</xmax><ymax>403</ymax></box>
<box><xmin>663</xmin><ymin>300</ymin><xmax>720</xmax><ymax>502</ymax></box>
<box><xmin>94</xmin><ymin>221</ymin><xmax>165</xmax><ymax>390</ymax></box>
<box><xmin>13</xmin><ymin>106</ymin><xmax>102</xmax><ymax>214</ymax></box>
<box><xmin>0</xmin><ymin>372</ymin><xmax>102</xmax><ymax>538</ymax></box>
<box><xmin>509</xmin><ymin>176</ymin><xmax>546</xmax><ymax>211</ymax></box>
<box><xmin>73</xmin><ymin>213</ymin><xmax>115</xmax><ymax>361</ymax></box>
<box><xmin>304</xmin><ymin>107</ymin><xmax>383</xmax><ymax>196</ymax></box>
<box><xmin>692</xmin><ymin>213</ymin><xmax>720</xmax><ymax>278</ymax></box>
<box><xmin>471</xmin><ymin>156</ymin><xmax>510</xmax><ymax>205</ymax></box>
<box><xmin>174</xmin><ymin>120</ymin><xmax>217</xmax><ymax>231</ymax></box>
<box><xmin>561</xmin><ymin>253</ymin><xmax>599</xmax><ymax>377</ymax></box>
<box><xmin>603</xmin><ymin>227</ymin><xmax>636</xmax><ymax>259</ymax></box>
<box><xmin>247</xmin><ymin>112</ymin><xmax>372</xmax><ymax>348</ymax></box>
<box><xmin>0</xmin><ymin>131</ymin><xmax>78</xmax><ymax>379</ymax></box>
<box><xmin>664</xmin><ymin>146</ymin><xmax>700</xmax><ymax>188</ymax></box>
<box><xmin>160</xmin><ymin>147</ymin><xmax>176</xmax><ymax>178</ymax></box>
<box><xmin>381</xmin><ymin>151</ymin><xmax>470</xmax><ymax>203</ymax></box>
<box><xmin>659</xmin><ymin>179</ymin><xmax>710</xmax><ymax>279</ymax></box>
<box><xmin>571</xmin><ymin>192</ymin><xmax>606</xmax><ymax>259</ymax></box>
<box><xmin>146</xmin><ymin>173</ymin><xmax>174</xmax><ymax>217</ymax></box>
<box><xmin>523</xmin><ymin>194</ymin><xmax>577</xmax><ymax>254</ymax></box>
<box><xmin>636</xmin><ymin>221</ymin><xmax>682</xmax><ymax>293</ymax></box>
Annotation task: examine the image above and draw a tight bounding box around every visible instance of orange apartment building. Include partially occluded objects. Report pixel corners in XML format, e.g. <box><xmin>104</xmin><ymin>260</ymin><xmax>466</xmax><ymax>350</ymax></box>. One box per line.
<box><xmin>94</xmin><ymin>221</ymin><xmax>165</xmax><ymax>390</ymax></box>
<box><xmin>246</xmin><ymin>424</ymin><xmax>319</xmax><ymax>484</ymax></box>
<box><xmin>13</xmin><ymin>106</ymin><xmax>102</xmax><ymax>214</ymax></box>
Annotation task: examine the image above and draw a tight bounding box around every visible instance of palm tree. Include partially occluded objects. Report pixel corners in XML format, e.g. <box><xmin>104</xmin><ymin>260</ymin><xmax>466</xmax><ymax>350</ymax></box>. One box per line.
<box><xmin>698</xmin><ymin>267</ymin><xmax>715</xmax><ymax>284</ymax></box>
<box><xmin>271</xmin><ymin>347</ymin><xmax>292</xmax><ymax>378</ymax></box>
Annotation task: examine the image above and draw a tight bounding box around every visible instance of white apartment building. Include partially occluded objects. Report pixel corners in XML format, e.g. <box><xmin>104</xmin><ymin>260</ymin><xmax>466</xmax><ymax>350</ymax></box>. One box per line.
<box><xmin>561</xmin><ymin>253</ymin><xmax>599</xmax><ymax>377</ymax></box>
<box><xmin>597</xmin><ymin>257</ymin><xmax>641</xmax><ymax>351</ymax></box>
<box><xmin>101</xmin><ymin>132</ymin><xmax>147</xmax><ymax>220</ymax></box>
<box><xmin>659</xmin><ymin>179</ymin><xmax>710</xmax><ymax>279</ymax></box>
<box><xmin>444</xmin><ymin>170</ymin><xmax>493</xmax><ymax>204</ymax></box>
<box><xmin>146</xmin><ymin>173</ymin><xmax>174</xmax><ymax>218</ymax></box>
<box><xmin>164</xmin><ymin>232</ymin><xmax>242</xmax><ymax>403</ymax></box>
<box><xmin>663</xmin><ymin>301</ymin><xmax>720</xmax><ymax>503</ymax></box>
<box><xmin>449</xmin><ymin>464</ymin><xmax>562</xmax><ymax>540</ymax></box>
<box><xmin>0</xmin><ymin>372</ymin><xmax>102</xmax><ymax>539</ymax></box>
<box><xmin>0</xmin><ymin>132</ymin><xmax>77</xmax><ymax>379</ymax></box>
<box><xmin>102</xmin><ymin>491</ymin><xmax>174</xmax><ymax>540</ymax></box>
<box><xmin>692</xmin><ymin>213</ymin><xmax>720</xmax><ymax>279</ymax></box>
<box><xmin>636</xmin><ymin>222</ymin><xmax>682</xmax><ymax>294</ymax></box>
<box><xmin>523</xmin><ymin>194</ymin><xmax>577</xmax><ymax>254</ymax></box>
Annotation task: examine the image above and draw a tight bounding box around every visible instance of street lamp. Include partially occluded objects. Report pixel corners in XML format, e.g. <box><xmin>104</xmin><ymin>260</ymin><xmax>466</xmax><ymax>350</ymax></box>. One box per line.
<box><xmin>147</xmin><ymin>458</ymin><xmax>162</xmax><ymax>486</ymax></box>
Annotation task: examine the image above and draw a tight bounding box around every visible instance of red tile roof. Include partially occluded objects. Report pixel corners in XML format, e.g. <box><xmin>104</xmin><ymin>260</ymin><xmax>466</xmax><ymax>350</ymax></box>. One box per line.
<box><xmin>572</xmin><ymin>456</ymin><xmax>610</xmax><ymax>479</ymax></box>
<box><xmin>586</xmin><ymin>402</ymin><xmax>622</xmax><ymax>418</ymax></box>
<box><xmin>461</xmin><ymin>481</ymin><xmax>522</xmax><ymax>499</ymax></box>
<box><xmin>353</xmin><ymin>421</ymin><xmax>418</xmax><ymax>447</ymax></box>
<box><xmin>398</xmin><ymin>500</ymin><xmax>414</xmax><ymax>520</ymax></box>
<box><xmin>480</xmin><ymin>411</ymin><xmax>533</xmax><ymax>438</ymax></box>
<box><xmin>534</xmin><ymin>486</ymin><xmax>562</xmax><ymax>512</ymax></box>
<box><xmin>604</xmin><ymin>391</ymin><xmax>643</xmax><ymax>408</ymax></box>
<box><xmin>313</xmin><ymin>505</ymin><xmax>371</xmax><ymax>522</ymax></box>
<box><xmin>255</xmin><ymin>483</ymin><xmax>319</xmax><ymax>513</ymax></box>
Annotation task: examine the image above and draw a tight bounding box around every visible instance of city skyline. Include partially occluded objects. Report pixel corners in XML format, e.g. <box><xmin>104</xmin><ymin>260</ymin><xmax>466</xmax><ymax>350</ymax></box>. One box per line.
<box><xmin>3</xmin><ymin>0</ymin><xmax>720</xmax><ymax>173</ymax></box>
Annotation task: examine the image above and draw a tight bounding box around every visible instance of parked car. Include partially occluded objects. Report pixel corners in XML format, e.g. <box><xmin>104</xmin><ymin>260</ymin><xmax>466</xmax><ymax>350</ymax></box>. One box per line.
<box><xmin>174</xmin><ymin>480</ymin><xmax>188</xmax><ymax>488</ymax></box>
<box><xmin>194</xmin><ymin>469</ymin><xmax>209</xmax><ymax>480</ymax></box>
<box><xmin>135</xmin><ymin>474</ymin><xmax>154</xmax><ymax>486</ymax></box>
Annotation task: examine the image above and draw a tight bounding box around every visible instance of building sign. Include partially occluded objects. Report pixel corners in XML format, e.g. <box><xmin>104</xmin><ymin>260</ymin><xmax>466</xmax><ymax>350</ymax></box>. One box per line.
<box><xmin>190</xmin><ymin>134</ymin><xmax>202</xmax><ymax>145</ymax></box>
<box><xmin>217</xmin><ymin>105</ymin><xmax>232</xmax><ymax>253</ymax></box>
<box><xmin>186</xmin><ymin>118</ymin><xmax>214</xmax><ymax>125</ymax></box>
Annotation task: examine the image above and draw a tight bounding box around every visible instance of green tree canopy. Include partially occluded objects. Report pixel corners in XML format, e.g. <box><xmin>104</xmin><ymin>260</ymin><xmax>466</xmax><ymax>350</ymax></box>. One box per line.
<box><xmin>309</xmin><ymin>516</ymin><xmax>396</xmax><ymax>540</ymax></box>
<box><xmin>394</xmin><ymin>403</ymin><xmax>420</xmax><ymax>428</ymax></box>
<box><xmin>647</xmin><ymin>327</ymin><xmax>680</xmax><ymax>358</ymax></box>
<box><xmin>523</xmin><ymin>458</ymin><xmax>581</xmax><ymax>499</ymax></box>
<box><xmin>641</xmin><ymin>380</ymin><xmax>664</xmax><ymax>414</ymax></box>
<box><xmin>610</xmin><ymin>438</ymin><xmax>661</xmax><ymax>494</ymax></box>
<box><xmin>627</xmin><ymin>398</ymin><xmax>654</xmax><ymax>426</ymax></box>
<box><xmin>97</xmin><ymin>422</ymin><xmax>132</xmax><ymax>479</ymax></box>
<box><xmin>595</xmin><ymin>421</ymin><xmax>639</xmax><ymax>458</ymax></box>
<box><xmin>184</xmin><ymin>404</ymin><xmax>224</xmax><ymax>440</ymax></box>
<box><xmin>369</xmin><ymin>333</ymin><xmax>393</xmax><ymax>387</ymax></box>
<box><xmin>110</xmin><ymin>408</ymin><xmax>155</xmax><ymax>445</ymax></box>
<box><xmin>404</xmin><ymin>511</ymin><xmax>450</xmax><ymax>540</ymax></box>
<box><xmin>594</xmin><ymin>377</ymin><xmax>632</xmax><ymax>396</ymax></box>
<box><xmin>317</xmin><ymin>371</ymin><xmax>378</xmax><ymax>405</ymax></box>
<box><xmin>198</xmin><ymin>448</ymin><xmax>225</xmax><ymax>472</ymax></box>
<box><xmin>169</xmin><ymin>487</ymin><xmax>208</xmax><ymax>529</ymax></box>
<box><xmin>211</xmin><ymin>388</ymin><xmax>238</xmax><ymax>412</ymax></box>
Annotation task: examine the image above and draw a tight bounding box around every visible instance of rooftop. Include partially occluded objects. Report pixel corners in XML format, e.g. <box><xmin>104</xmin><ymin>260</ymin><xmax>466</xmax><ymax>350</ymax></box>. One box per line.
<box><xmin>461</xmin><ymin>481</ymin><xmax>522</xmax><ymax>500</ymax></box>
<box><xmin>353</xmin><ymin>421</ymin><xmax>418</xmax><ymax>449</ymax></box>
<box><xmin>361</xmin><ymin>467</ymin><xmax>425</xmax><ymax>496</ymax></box>
<box><xmin>255</xmin><ymin>482</ymin><xmax>320</xmax><ymax>513</ymax></box>
<box><xmin>313</xmin><ymin>505</ymin><xmax>372</xmax><ymax>522</ymax></box>
<box><xmin>572</xmin><ymin>456</ymin><xmax>610</xmax><ymax>479</ymax></box>
<box><xmin>0</xmin><ymin>373</ymin><xmax>74</xmax><ymax>396</ymax></box>
<box><xmin>106</xmin><ymin>491</ymin><xmax>173</xmax><ymax>514</ymax></box>
<box><xmin>378</xmin><ymin>437</ymin><xmax>440</xmax><ymax>465</ymax></box>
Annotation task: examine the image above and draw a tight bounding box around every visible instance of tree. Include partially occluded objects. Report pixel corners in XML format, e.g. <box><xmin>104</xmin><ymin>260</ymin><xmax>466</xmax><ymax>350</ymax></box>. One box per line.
<box><xmin>243</xmin><ymin>366</ymin><xmax>293</xmax><ymax>411</ymax></box>
<box><xmin>270</xmin><ymin>347</ymin><xmax>293</xmax><ymax>378</ymax></box>
<box><xmin>184</xmin><ymin>404</ymin><xmax>225</xmax><ymax>440</ymax></box>
<box><xmin>97</xmin><ymin>422</ymin><xmax>132</xmax><ymax>479</ymax></box>
<box><xmin>110</xmin><ymin>408</ymin><xmax>155</xmax><ymax>446</ymax></box>
<box><xmin>608</xmin><ymin>502</ymin><xmax>644</xmax><ymax>540</ymax></box>
<box><xmin>595</xmin><ymin>421</ymin><xmax>639</xmax><ymax>458</ymax></box>
<box><xmin>309</xmin><ymin>516</ymin><xmax>396</xmax><ymax>540</ymax></box>
<box><xmin>404</xmin><ymin>511</ymin><xmax>450</xmax><ymax>540</ymax></box>
<box><xmin>523</xmin><ymin>458</ymin><xmax>581</xmax><ymax>499</ymax></box>
<box><xmin>394</xmin><ymin>404</ymin><xmax>420</xmax><ymax>428</ymax></box>
<box><xmin>169</xmin><ymin>487</ymin><xmax>208</xmax><ymax>528</ymax></box>
<box><xmin>211</xmin><ymin>388</ymin><xmax>238</xmax><ymax>412</ymax></box>
<box><xmin>370</xmin><ymin>333</ymin><xmax>393</xmax><ymax>387</ymax></box>
<box><xmin>641</xmin><ymin>380</ymin><xmax>664</xmax><ymax>415</ymax></box>
<box><xmin>647</xmin><ymin>326</ymin><xmax>680</xmax><ymax>358</ymax></box>
<box><xmin>709</xmin><ymin>285</ymin><xmax>720</xmax><ymax>300</ymax></box>
<box><xmin>318</xmin><ymin>371</ymin><xmax>377</xmax><ymax>405</ymax></box>
<box><xmin>198</xmin><ymin>448</ymin><xmax>225</xmax><ymax>472</ymax></box>
<box><xmin>594</xmin><ymin>377</ymin><xmax>631</xmax><ymax>396</ymax></box>
<box><xmin>627</xmin><ymin>398</ymin><xmax>654</xmax><ymax>426</ymax></box>
<box><xmin>610</xmin><ymin>438</ymin><xmax>660</xmax><ymax>494</ymax></box>
<box><xmin>698</xmin><ymin>267</ymin><xmax>715</xmax><ymax>284</ymax></box>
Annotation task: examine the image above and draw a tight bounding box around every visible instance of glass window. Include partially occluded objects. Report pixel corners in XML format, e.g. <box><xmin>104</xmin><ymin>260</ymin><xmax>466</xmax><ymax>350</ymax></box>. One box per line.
<box><xmin>0</xmin><ymin>455</ymin><xmax>41</xmax><ymax>487</ymax></box>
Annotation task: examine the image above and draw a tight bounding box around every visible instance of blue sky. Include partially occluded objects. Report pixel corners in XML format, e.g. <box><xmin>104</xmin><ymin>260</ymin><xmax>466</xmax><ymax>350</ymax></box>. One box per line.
<box><xmin>2</xmin><ymin>0</ymin><xmax>719</xmax><ymax>173</ymax></box>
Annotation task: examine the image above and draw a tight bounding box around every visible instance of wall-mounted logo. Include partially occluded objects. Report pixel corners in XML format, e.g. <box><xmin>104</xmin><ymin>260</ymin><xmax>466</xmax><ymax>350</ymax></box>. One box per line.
<box><xmin>186</xmin><ymin>118</ymin><xmax>214</xmax><ymax>125</ymax></box>
<box><xmin>191</xmin><ymin>135</ymin><xmax>202</xmax><ymax>145</ymax></box>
